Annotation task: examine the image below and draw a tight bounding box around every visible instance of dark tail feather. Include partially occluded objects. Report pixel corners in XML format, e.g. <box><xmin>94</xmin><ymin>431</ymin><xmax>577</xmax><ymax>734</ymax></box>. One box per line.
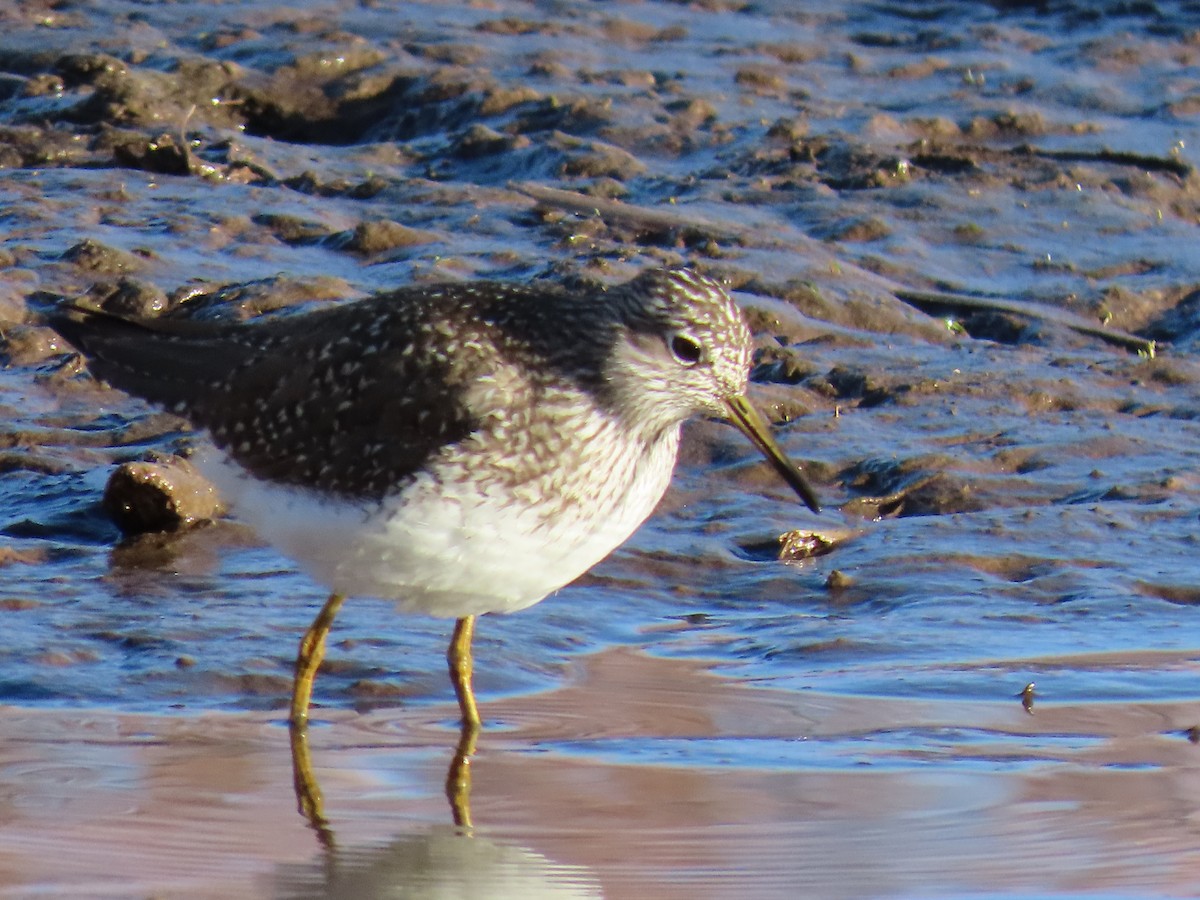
<box><xmin>45</xmin><ymin>304</ymin><xmax>251</xmax><ymax>411</ymax></box>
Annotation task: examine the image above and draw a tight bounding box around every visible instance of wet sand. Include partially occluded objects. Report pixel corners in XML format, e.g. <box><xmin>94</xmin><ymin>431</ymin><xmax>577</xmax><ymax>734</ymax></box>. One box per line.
<box><xmin>3</xmin><ymin>649</ymin><xmax>1199</xmax><ymax>898</ymax></box>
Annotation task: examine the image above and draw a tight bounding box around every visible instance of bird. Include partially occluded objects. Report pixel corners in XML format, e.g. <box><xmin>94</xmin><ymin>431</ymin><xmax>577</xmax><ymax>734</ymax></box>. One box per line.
<box><xmin>47</xmin><ymin>267</ymin><xmax>820</xmax><ymax>746</ymax></box>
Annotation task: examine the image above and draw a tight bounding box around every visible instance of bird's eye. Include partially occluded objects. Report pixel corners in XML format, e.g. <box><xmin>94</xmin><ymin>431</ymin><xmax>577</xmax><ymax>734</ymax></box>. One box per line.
<box><xmin>670</xmin><ymin>333</ymin><xmax>704</xmax><ymax>366</ymax></box>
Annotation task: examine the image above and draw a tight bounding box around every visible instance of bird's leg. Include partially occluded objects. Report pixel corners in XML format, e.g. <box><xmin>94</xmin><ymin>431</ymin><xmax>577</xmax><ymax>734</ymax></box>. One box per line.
<box><xmin>289</xmin><ymin>720</ymin><xmax>336</xmax><ymax>850</ymax></box>
<box><xmin>447</xmin><ymin>614</ymin><xmax>482</xmax><ymax>732</ymax></box>
<box><xmin>288</xmin><ymin>591</ymin><xmax>345</xmax><ymax>846</ymax></box>
<box><xmin>445</xmin><ymin>614</ymin><xmax>480</xmax><ymax>828</ymax></box>
<box><xmin>289</xmin><ymin>592</ymin><xmax>346</xmax><ymax>728</ymax></box>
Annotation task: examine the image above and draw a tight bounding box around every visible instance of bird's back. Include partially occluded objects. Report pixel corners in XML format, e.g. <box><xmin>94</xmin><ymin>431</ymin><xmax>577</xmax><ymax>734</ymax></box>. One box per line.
<box><xmin>49</xmin><ymin>281</ymin><xmax>616</xmax><ymax>502</ymax></box>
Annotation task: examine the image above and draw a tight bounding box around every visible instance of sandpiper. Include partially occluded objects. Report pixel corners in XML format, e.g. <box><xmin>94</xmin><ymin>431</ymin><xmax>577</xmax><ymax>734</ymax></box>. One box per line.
<box><xmin>49</xmin><ymin>267</ymin><xmax>820</xmax><ymax>740</ymax></box>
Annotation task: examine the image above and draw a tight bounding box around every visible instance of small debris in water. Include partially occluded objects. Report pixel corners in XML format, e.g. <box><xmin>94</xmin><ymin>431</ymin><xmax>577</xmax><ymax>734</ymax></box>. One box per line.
<box><xmin>778</xmin><ymin>529</ymin><xmax>838</xmax><ymax>562</ymax></box>
<box><xmin>824</xmin><ymin>569</ymin><xmax>853</xmax><ymax>591</ymax></box>
<box><xmin>1019</xmin><ymin>682</ymin><xmax>1036</xmax><ymax>715</ymax></box>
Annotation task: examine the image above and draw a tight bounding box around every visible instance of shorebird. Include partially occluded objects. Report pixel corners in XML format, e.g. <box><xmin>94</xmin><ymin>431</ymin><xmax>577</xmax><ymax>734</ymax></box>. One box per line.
<box><xmin>49</xmin><ymin>267</ymin><xmax>821</xmax><ymax>825</ymax></box>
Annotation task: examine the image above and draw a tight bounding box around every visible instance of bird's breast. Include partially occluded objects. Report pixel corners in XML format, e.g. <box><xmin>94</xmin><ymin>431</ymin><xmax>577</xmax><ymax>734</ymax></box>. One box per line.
<box><xmin>197</xmin><ymin>418</ymin><xmax>682</xmax><ymax>618</ymax></box>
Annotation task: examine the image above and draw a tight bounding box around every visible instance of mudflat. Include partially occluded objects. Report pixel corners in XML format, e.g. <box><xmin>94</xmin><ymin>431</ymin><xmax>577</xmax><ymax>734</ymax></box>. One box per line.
<box><xmin>1</xmin><ymin>2</ymin><xmax>1198</xmax><ymax>896</ymax></box>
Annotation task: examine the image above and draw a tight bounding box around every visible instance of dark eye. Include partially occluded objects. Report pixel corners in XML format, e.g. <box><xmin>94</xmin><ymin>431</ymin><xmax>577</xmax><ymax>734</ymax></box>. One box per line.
<box><xmin>670</xmin><ymin>333</ymin><xmax>704</xmax><ymax>366</ymax></box>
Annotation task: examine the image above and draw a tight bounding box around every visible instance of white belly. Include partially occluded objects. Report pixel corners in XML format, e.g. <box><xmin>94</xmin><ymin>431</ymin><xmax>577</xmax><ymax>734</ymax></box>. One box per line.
<box><xmin>195</xmin><ymin>429</ymin><xmax>678</xmax><ymax>618</ymax></box>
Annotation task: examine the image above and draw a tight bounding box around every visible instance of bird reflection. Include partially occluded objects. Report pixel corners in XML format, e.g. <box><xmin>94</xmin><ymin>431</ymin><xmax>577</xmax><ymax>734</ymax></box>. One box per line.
<box><xmin>273</xmin><ymin>821</ymin><xmax>601</xmax><ymax>898</ymax></box>
<box><xmin>282</xmin><ymin>719</ymin><xmax>602</xmax><ymax>899</ymax></box>
<box><xmin>289</xmin><ymin>713</ymin><xmax>479</xmax><ymax>848</ymax></box>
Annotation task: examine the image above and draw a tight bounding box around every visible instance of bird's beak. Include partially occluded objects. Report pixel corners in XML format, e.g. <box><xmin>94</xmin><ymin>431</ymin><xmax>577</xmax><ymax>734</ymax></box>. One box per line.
<box><xmin>725</xmin><ymin>394</ymin><xmax>821</xmax><ymax>514</ymax></box>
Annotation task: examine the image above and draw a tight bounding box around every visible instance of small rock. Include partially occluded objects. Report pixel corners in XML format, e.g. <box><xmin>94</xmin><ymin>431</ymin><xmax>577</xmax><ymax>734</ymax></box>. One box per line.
<box><xmin>61</xmin><ymin>239</ymin><xmax>142</xmax><ymax>274</ymax></box>
<box><xmin>102</xmin><ymin>455</ymin><xmax>224</xmax><ymax>534</ymax></box>
<box><xmin>478</xmin><ymin>85</ymin><xmax>541</xmax><ymax>116</ymax></box>
<box><xmin>341</xmin><ymin>220</ymin><xmax>439</xmax><ymax>255</ymax></box>
<box><xmin>85</xmin><ymin>278</ymin><xmax>170</xmax><ymax>318</ymax></box>
<box><xmin>452</xmin><ymin>123</ymin><xmax>516</xmax><ymax>159</ymax></box>
<box><xmin>0</xmin><ymin>324</ymin><xmax>70</xmax><ymax>366</ymax></box>
<box><xmin>252</xmin><ymin>213</ymin><xmax>331</xmax><ymax>245</ymax></box>
<box><xmin>111</xmin><ymin>131</ymin><xmax>196</xmax><ymax>176</ymax></box>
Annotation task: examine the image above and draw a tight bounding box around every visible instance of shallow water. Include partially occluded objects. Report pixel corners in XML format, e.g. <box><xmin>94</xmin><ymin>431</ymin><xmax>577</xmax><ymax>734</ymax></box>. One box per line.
<box><xmin>2</xmin><ymin>1</ymin><xmax>1200</xmax><ymax>896</ymax></box>
<box><xmin>2</xmin><ymin>657</ymin><xmax>1199</xmax><ymax>897</ymax></box>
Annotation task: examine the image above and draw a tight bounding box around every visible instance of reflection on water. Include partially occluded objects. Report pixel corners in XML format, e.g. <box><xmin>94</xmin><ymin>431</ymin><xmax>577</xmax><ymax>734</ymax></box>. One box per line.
<box><xmin>276</xmin><ymin>829</ymin><xmax>602</xmax><ymax>900</ymax></box>
<box><xmin>0</xmin><ymin>654</ymin><xmax>1197</xmax><ymax>897</ymax></box>
<box><xmin>291</xmin><ymin>705</ymin><xmax>477</xmax><ymax>846</ymax></box>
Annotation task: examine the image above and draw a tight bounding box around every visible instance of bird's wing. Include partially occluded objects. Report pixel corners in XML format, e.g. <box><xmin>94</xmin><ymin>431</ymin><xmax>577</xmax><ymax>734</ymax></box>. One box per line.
<box><xmin>47</xmin><ymin>297</ymin><xmax>487</xmax><ymax>500</ymax></box>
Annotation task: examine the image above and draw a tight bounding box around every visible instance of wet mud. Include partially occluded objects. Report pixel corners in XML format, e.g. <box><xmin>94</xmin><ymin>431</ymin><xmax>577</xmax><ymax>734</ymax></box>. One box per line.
<box><xmin>1</xmin><ymin>1</ymin><xmax>1200</xmax><ymax>896</ymax></box>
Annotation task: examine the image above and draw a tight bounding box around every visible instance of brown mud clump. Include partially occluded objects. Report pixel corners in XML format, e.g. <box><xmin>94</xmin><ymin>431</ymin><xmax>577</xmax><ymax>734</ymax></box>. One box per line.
<box><xmin>103</xmin><ymin>454</ymin><xmax>223</xmax><ymax>534</ymax></box>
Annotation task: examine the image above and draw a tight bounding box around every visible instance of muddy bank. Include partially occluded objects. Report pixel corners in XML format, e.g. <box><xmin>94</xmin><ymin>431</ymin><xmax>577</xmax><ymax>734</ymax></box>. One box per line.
<box><xmin>0</xmin><ymin>0</ymin><xmax>1197</xmax><ymax>727</ymax></box>
<box><xmin>0</xmin><ymin>2</ymin><xmax>1199</xmax><ymax>896</ymax></box>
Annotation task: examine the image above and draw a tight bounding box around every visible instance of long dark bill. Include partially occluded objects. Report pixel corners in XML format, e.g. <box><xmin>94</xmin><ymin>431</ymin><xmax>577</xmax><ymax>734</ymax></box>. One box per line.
<box><xmin>725</xmin><ymin>395</ymin><xmax>821</xmax><ymax>514</ymax></box>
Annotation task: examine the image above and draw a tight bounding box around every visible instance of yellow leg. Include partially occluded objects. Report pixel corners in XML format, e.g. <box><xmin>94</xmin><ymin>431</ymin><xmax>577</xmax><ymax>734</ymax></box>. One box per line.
<box><xmin>445</xmin><ymin>615</ymin><xmax>481</xmax><ymax>829</ymax></box>
<box><xmin>287</xmin><ymin>592</ymin><xmax>345</xmax><ymax>846</ymax></box>
<box><xmin>447</xmin><ymin>615</ymin><xmax>481</xmax><ymax>732</ymax></box>
<box><xmin>289</xmin><ymin>592</ymin><xmax>346</xmax><ymax>728</ymax></box>
<box><xmin>289</xmin><ymin>719</ymin><xmax>335</xmax><ymax>849</ymax></box>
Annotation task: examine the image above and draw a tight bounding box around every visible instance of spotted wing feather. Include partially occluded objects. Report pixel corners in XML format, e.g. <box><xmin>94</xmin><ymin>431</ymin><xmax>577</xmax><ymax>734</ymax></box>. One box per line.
<box><xmin>48</xmin><ymin>296</ymin><xmax>482</xmax><ymax>500</ymax></box>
